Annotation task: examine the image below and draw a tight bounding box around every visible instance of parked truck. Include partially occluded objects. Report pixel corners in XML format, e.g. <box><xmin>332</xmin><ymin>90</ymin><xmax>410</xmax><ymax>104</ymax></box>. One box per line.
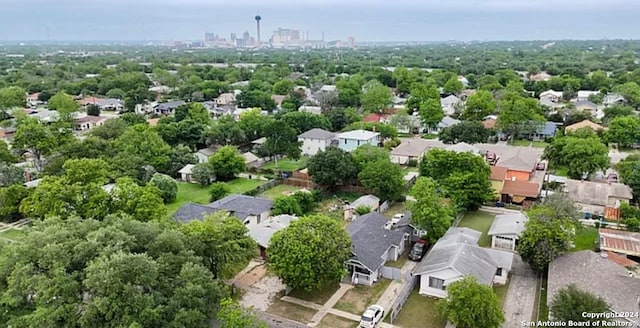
<box><xmin>408</xmin><ymin>239</ymin><xmax>428</xmax><ymax>261</ymax></box>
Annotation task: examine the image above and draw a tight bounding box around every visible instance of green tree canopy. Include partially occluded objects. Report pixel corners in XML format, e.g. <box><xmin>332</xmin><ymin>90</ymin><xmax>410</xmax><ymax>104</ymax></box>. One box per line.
<box><xmin>408</xmin><ymin>177</ymin><xmax>453</xmax><ymax>243</ymax></box>
<box><xmin>115</xmin><ymin>124</ymin><xmax>173</xmax><ymax>173</ymax></box>
<box><xmin>418</xmin><ymin>98</ymin><xmax>444</xmax><ymax>129</ymax></box>
<box><xmin>148</xmin><ymin>173</ymin><xmax>178</xmax><ymax>203</ymax></box>
<box><xmin>604</xmin><ymin>115</ymin><xmax>640</xmax><ymax>147</ymax></box>
<box><xmin>436</xmin><ymin>276</ymin><xmax>505</xmax><ymax>328</ymax></box>
<box><xmin>358</xmin><ymin>159</ymin><xmax>405</xmax><ymax>202</ymax></box>
<box><xmin>443</xmin><ymin>76</ymin><xmax>463</xmax><ymax>95</ymax></box>
<box><xmin>279</xmin><ymin>111</ymin><xmax>332</xmax><ymax>135</ymax></box>
<box><xmin>360</xmin><ymin>80</ymin><xmax>392</xmax><ymax>113</ymax></box>
<box><xmin>550</xmin><ymin>285</ymin><xmax>609</xmax><ymax>323</ymax></box>
<box><xmin>438</xmin><ymin>121</ymin><xmax>493</xmax><ymax>144</ymax></box>
<box><xmin>208</xmin><ymin>146</ymin><xmax>246</xmax><ymax>181</ymax></box>
<box><xmin>0</xmin><ymin>86</ymin><xmax>26</xmax><ymax>112</ymax></box>
<box><xmin>351</xmin><ymin>144</ymin><xmax>390</xmax><ymax>171</ymax></box>
<box><xmin>463</xmin><ymin>90</ymin><xmax>496</xmax><ymax>120</ymax></box>
<box><xmin>543</xmin><ymin>136</ymin><xmax>609</xmax><ymax>179</ymax></box>
<box><xmin>307</xmin><ymin>147</ymin><xmax>358</xmax><ymax>190</ymax></box>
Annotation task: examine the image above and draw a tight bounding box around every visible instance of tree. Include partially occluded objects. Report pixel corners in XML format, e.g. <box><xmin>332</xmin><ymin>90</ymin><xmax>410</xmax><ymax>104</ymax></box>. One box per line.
<box><xmin>272</xmin><ymin>80</ymin><xmax>295</xmax><ymax>95</ymax></box>
<box><xmin>389</xmin><ymin>109</ymin><xmax>419</xmax><ymax>134</ymax></box>
<box><xmin>496</xmin><ymin>94</ymin><xmax>545</xmax><ymax>137</ymax></box>
<box><xmin>351</xmin><ymin>144</ymin><xmax>390</xmax><ymax>171</ymax></box>
<box><xmin>192</xmin><ymin>163</ymin><xmax>216</xmax><ymax>187</ymax></box>
<box><xmin>438</xmin><ymin>121</ymin><xmax>492</xmax><ymax>144</ymax></box>
<box><xmin>0</xmin><ymin>86</ymin><xmax>26</xmax><ymax>113</ymax></box>
<box><xmin>463</xmin><ymin>90</ymin><xmax>496</xmax><ymax>120</ymax></box>
<box><xmin>272</xmin><ymin>195</ymin><xmax>304</xmax><ymax>216</ymax></box>
<box><xmin>280</xmin><ymin>111</ymin><xmax>332</xmax><ymax>135</ymax></box>
<box><xmin>0</xmin><ymin>162</ymin><xmax>25</xmax><ymax>187</ymax></box>
<box><xmin>268</xmin><ymin>215</ymin><xmax>351</xmax><ymax>292</ymax></box>
<box><xmin>236</xmin><ymin>90</ymin><xmax>276</xmax><ymax>110</ymax></box>
<box><xmin>216</xmin><ymin>298</ymin><xmax>268</xmax><ymax>328</ymax></box>
<box><xmin>550</xmin><ymin>285</ymin><xmax>609</xmax><ymax>323</ymax></box>
<box><xmin>115</xmin><ymin>124</ymin><xmax>173</xmax><ymax>173</ymax></box>
<box><xmin>406</xmin><ymin>83</ymin><xmax>439</xmax><ymax>112</ymax></box>
<box><xmin>443</xmin><ymin>76</ymin><xmax>463</xmax><ymax>95</ymax></box>
<box><xmin>209</xmin><ymin>146</ymin><xmax>246</xmax><ymax>181</ymax></box>
<box><xmin>12</xmin><ymin>116</ymin><xmax>57</xmax><ymax>171</ymax></box>
<box><xmin>602</xmin><ymin>105</ymin><xmax>634</xmax><ymax>124</ymax></box>
<box><xmin>436</xmin><ymin>276</ymin><xmax>505</xmax><ymax>328</ymax></box>
<box><xmin>516</xmin><ymin>206</ymin><xmax>574</xmax><ymax>272</ymax></box>
<box><xmin>48</xmin><ymin>91</ymin><xmax>78</xmax><ymax>113</ymax></box>
<box><xmin>209</xmin><ymin>182</ymin><xmax>231</xmax><ymax>202</ymax></box>
<box><xmin>86</xmin><ymin>103</ymin><xmax>101</xmax><ymax>116</ymax></box>
<box><xmin>110</xmin><ymin>177</ymin><xmax>167</xmax><ymax>221</ymax></box>
<box><xmin>0</xmin><ymin>184</ymin><xmax>30</xmax><ymax>222</ymax></box>
<box><xmin>208</xmin><ymin>115</ymin><xmax>247</xmax><ymax>146</ymax></box>
<box><xmin>418</xmin><ymin>98</ymin><xmax>444</xmax><ymax>130</ymax></box>
<box><xmin>187</xmin><ymin>103</ymin><xmax>212</xmax><ymax>125</ymax></box>
<box><xmin>358</xmin><ymin>159</ymin><xmax>405</xmax><ymax>201</ymax></box>
<box><xmin>238</xmin><ymin>108</ymin><xmax>272</xmax><ymax>141</ymax></box>
<box><xmin>420</xmin><ymin>149</ymin><xmax>494</xmax><ymax>211</ymax></box>
<box><xmin>617</xmin><ymin>155</ymin><xmax>640</xmax><ymax>197</ymax></box>
<box><xmin>260</xmin><ymin>120</ymin><xmax>302</xmax><ymax>171</ymax></box>
<box><xmin>106</xmin><ymin>87</ymin><xmax>126</xmax><ymax>100</ymax></box>
<box><xmin>360</xmin><ymin>80</ymin><xmax>392</xmax><ymax>113</ymax></box>
<box><xmin>408</xmin><ymin>177</ymin><xmax>453</xmax><ymax>243</ymax></box>
<box><xmin>180</xmin><ymin>212</ymin><xmax>257</xmax><ymax>279</ymax></box>
<box><xmin>307</xmin><ymin>147</ymin><xmax>358</xmax><ymax>190</ymax></box>
<box><xmin>544</xmin><ymin>136</ymin><xmax>609</xmax><ymax>179</ymax></box>
<box><xmin>614</xmin><ymin>82</ymin><xmax>640</xmax><ymax>108</ymax></box>
<box><xmin>0</xmin><ymin>139</ymin><xmax>17</xmax><ymax>163</ymax></box>
<box><xmin>148</xmin><ymin>173</ymin><xmax>178</xmax><ymax>203</ymax></box>
<box><xmin>0</xmin><ymin>217</ymin><xmax>227</xmax><ymax>327</ymax></box>
<box><xmin>605</xmin><ymin>116</ymin><xmax>640</xmax><ymax>147</ymax></box>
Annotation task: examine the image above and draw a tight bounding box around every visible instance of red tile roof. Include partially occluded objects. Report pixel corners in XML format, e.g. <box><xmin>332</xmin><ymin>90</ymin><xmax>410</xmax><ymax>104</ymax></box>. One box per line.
<box><xmin>605</xmin><ymin>251</ymin><xmax>639</xmax><ymax>267</ymax></box>
<box><xmin>483</xmin><ymin>119</ymin><xmax>496</xmax><ymax>129</ymax></box>
<box><xmin>501</xmin><ymin>180</ymin><xmax>540</xmax><ymax>198</ymax></box>
<box><xmin>363</xmin><ymin>113</ymin><xmax>383</xmax><ymax>122</ymax></box>
<box><xmin>490</xmin><ymin>166</ymin><xmax>508</xmax><ymax>181</ymax></box>
<box><xmin>599</xmin><ymin>229</ymin><xmax>640</xmax><ymax>257</ymax></box>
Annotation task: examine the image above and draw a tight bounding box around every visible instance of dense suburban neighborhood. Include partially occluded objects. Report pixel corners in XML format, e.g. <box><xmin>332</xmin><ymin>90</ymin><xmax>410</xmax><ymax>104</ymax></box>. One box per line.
<box><xmin>0</xmin><ymin>36</ymin><xmax>639</xmax><ymax>328</ymax></box>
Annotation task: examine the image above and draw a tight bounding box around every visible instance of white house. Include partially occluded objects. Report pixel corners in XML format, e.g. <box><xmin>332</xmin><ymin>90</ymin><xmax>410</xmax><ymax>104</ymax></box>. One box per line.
<box><xmin>539</xmin><ymin>90</ymin><xmax>563</xmax><ymax>103</ymax></box>
<box><xmin>440</xmin><ymin>95</ymin><xmax>461</xmax><ymax>116</ymax></box>
<box><xmin>73</xmin><ymin>115</ymin><xmax>108</xmax><ymax>132</ymax></box>
<box><xmin>215</xmin><ymin>93</ymin><xmax>236</xmax><ymax>106</ymax></box>
<box><xmin>413</xmin><ymin>227</ymin><xmax>514</xmax><ymax>298</ymax></box>
<box><xmin>487</xmin><ymin>212</ymin><xmax>528</xmax><ymax>251</ymax></box>
<box><xmin>427</xmin><ymin>116</ymin><xmax>461</xmax><ymax>134</ymax></box>
<box><xmin>178</xmin><ymin>164</ymin><xmax>196</xmax><ymax>182</ymax></box>
<box><xmin>298</xmin><ymin>105</ymin><xmax>322</xmax><ymax>115</ymax></box>
<box><xmin>298</xmin><ymin>128</ymin><xmax>336</xmax><ymax>156</ymax></box>
<box><xmin>576</xmin><ymin>90</ymin><xmax>599</xmax><ymax>102</ymax></box>
<box><xmin>248</xmin><ymin>214</ymin><xmax>297</xmax><ymax>258</ymax></box>
<box><xmin>444</xmin><ymin>142</ymin><xmax>481</xmax><ymax>155</ymax></box>
<box><xmin>603</xmin><ymin>93</ymin><xmax>626</xmax><ymax>107</ymax></box>
<box><xmin>390</xmin><ymin>138</ymin><xmax>432</xmax><ymax>165</ymax></box>
<box><xmin>337</xmin><ymin>130</ymin><xmax>380</xmax><ymax>152</ymax></box>
<box><xmin>194</xmin><ymin>147</ymin><xmax>217</xmax><ymax>164</ymax></box>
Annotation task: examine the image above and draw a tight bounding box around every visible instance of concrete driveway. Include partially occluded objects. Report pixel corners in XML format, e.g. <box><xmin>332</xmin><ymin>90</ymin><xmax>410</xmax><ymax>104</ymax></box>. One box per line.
<box><xmin>502</xmin><ymin>255</ymin><xmax>539</xmax><ymax>328</ymax></box>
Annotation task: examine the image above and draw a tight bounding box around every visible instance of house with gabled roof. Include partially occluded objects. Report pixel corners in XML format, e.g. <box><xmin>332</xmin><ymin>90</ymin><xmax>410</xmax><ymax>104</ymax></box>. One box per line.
<box><xmin>172</xmin><ymin>194</ymin><xmax>273</xmax><ymax>226</ymax></box>
<box><xmin>248</xmin><ymin>214</ymin><xmax>297</xmax><ymax>259</ymax></box>
<box><xmin>298</xmin><ymin>128</ymin><xmax>336</xmax><ymax>156</ymax></box>
<box><xmin>488</xmin><ymin>211</ymin><xmax>528</xmax><ymax>251</ymax></box>
<box><xmin>413</xmin><ymin>227</ymin><xmax>514</xmax><ymax>298</ymax></box>
<box><xmin>565</xmin><ymin>119</ymin><xmax>605</xmax><ymax>133</ymax></box>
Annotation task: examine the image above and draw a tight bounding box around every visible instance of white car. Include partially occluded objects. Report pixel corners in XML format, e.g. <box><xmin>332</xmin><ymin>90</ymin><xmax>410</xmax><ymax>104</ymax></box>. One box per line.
<box><xmin>359</xmin><ymin>304</ymin><xmax>385</xmax><ymax>328</ymax></box>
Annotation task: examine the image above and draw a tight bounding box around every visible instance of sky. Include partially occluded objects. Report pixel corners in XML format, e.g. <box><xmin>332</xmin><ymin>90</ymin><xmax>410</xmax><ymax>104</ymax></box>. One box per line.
<box><xmin>1</xmin><ymin>0</ymin><xmax>639</xmax><ymax>42</ymax></box>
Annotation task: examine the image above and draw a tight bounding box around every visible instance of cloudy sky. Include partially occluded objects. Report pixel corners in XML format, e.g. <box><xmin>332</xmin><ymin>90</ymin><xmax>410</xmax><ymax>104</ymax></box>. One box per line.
<box><xmin>1</xmin><ymin>0</ymin><xmax>638</xmax><ymax>42</ymax></box>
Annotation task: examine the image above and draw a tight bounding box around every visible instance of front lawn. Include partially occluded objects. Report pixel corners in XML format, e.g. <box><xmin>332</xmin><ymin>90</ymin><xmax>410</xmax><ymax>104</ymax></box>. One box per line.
<box><xmin>389</xmin><ymin>290</ymin><xmax>446</xmax><ymax>328</ymax></box>
<box><xmin>165</xmin><ymin>182</ymin><xmax>211</xmax><ymax>214</ymax></box>
<box><xmin>512</xmin><ymin>139</ymin><xmax>531</xmax><ymax>147</ymax></box>
<box><xmin>571</xmin><ymin>227</ymin><xmax>598</xmax><ymax>252</ymax></box>
<box><xmin>333</xmin><ymin>279</ymin><xmax>391</xmax><ymax>315</ymax></box>
<box><xmin>267</xmin><ymin>297</ymin><xmax>317</xmax><ymax>324</ymax></box>
<box><xmin>226</xmin><ymin>178</ymin><xmax>265</xmax><ymax>194</ymax></box>
<box><xmin>263</xmin><ymin>157</ymin><xmax>308</xmax><ymax>171</ymax></box>
<box><xmin>532</xmin><ymin>141</ymin><xmax>549</xmax><ymax>148</ymax></box>
<box><xmin>421</xmin><ymin>134</ymin><xmax>438</xmax><ymax>140</ymax></box>
<box><xmin>259</xmin><ymin>184</ymin><xmax>305</xmax><ymax>199</ymax></box>
<box><xmin>456</xmin><ymin>211</ymin><xmax>496</xmax><ymax>247</ymax></box>
<box><xmin>317</xmin><ymin>314</ymin><xmax>358</xmax><ymax>328</ymax></box>
<box><xmin>288</xmin><ymin>284</ymin><xmax>340</xmax><ymax>305</ymax></box>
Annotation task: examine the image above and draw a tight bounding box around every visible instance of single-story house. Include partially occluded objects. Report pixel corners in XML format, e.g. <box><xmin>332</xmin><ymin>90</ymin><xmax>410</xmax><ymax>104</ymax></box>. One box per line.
<box><xmin>173</xmin><ymin>194</ymin><xmax>274</xmax><ymax>226</ymax></box>
<box><xmin>526</xmin><ymin>121</ymin><xmax>557</xmax><ymax>141</ymax></box>
<box><xmin>248</xmin><ymin>214</ymin><xmax>297</xmax><ymax>259</ymax></box>
<box><xmin>603</xmin><ymin>93</ymin><xmax>626</xmax><ymax>107</ymax></box>
<box><xmin>489</xmin><ymin>166</ymin><xmax>508</xmax><ymax>200</ymax></box>
<box><xmin>500</xmin><ymin>180</ymin><xmax>541</xmax><ymax>204</ymax></box>
<box><xmin>81</xmin><ymin>97</ymin><xmax>125</xmax><ymax>112</ymax></box>
<box><xmin>195</xmin><ymin>147</ymin><xmax>217</xmax><ymax>163</ymax></box>
<box><xmin>426</xmin><ymin>116</ymin><xmax>461</xmax><ymax>134</ymax></box>
<box><xmin>487</xmin><ymin>212</ymin><xmax>528</xmax><ymax>251</ymax></box>
<box><xmin>564</xmin><ymin>119</ymin><xmax>606</xmax><ymax>133</ymax></box>
<box><xmin>298</xmin><ymin>128</ymin><xmax>336</xmax><ymax>156</ymax></box>
<box><xmin>346</xmin><ymin>212</ymin><xmax>410</xmax><ymax>285</ymax></box>
<box><xmin>320</xmin><ymin>85</ymin><xmax>337</xmax><ymax>93</ymax></box>
<box><xmin>242</xmin><ymin>152</ymin><xmax>262</xmax><ymax>168</ymax></box>
<box><xmin>539</xmin><ymin>90</ymin><xmax>563</xmax><ymax>103</ymax></box>
<box><xmin>571</xmin><ymin>100</ymin><xmax>598</xmax><ymax>115</ymax></box>
<box><xmin>444</xmin><ymin>142</ymin><xmax>481</xmax><ymax>155</ymax></box>
<box><xmin>598</xmin><ymin>228</ymin><xmax>640</xmax><ymax>257</ymax></box>
<box><xmin>178</xmin><ymin>164</ymin><xmax>196</xmax><ymax>182</ymax></box>
<box><xmin>337</xmin><ymin>130</ymin><xmax>380</xmax><ymax>152</ymax></box>
<box><xmin>576</xmin><ymin>90</ymin><xmax>600</xmax><ymax>102</ymax></box>
<box><xmin>298</xmin><ymin>105</ymin><xmax>322</xmax><ymax>115</ymax></box>
<box><xmin>414</xmin><ymin>227</ymin><xmax>514</xmax><ymax>298</ymax></box>
<box><xmin>74</xmin><ymin>115</ymin><xmax>108</xmax><ymax>131</ymax></box>
<box><xmin>494</xmin><ymin>148</ymin><xmax>540</xmax><ymax>181</ymax></box>
<box><xmin>529</xmin><ymin>71</ymin><xmax>552</xmax><ymax>82</ymax></box>
<box><xmin>565</xmin><ymin>180</ymin><xmax>633</xmax><ymax>215</ymax></box>
<box><xmin>548</xmin><ymin>251</ymin><xmax>640</xmax><ymax>325</ymax></box>
<box><xmin>483</xmin><ymin>118</ymin><xmax>496</xmax><ymax>129</ymax></box>
<box><xmin>390</xmin><ymin>138</ymin><xmax>432</xmax><ymax>165</ymax></box>
<box><xmin>271</xmin><ymin>95</ymin><xmax>287</xmax><ymax>108</ymax></box>
<box><xmin>154</xmin><ymin>101</ymin><xmax>186</xmax><ymax>115</ymax></box>
<box><xmin>215</xmin><ymin>93</ymin><xmax>236</xmax><ymax>106</ymax></box>
<box><xmin>440</xmin><ymin>95</ymin><xmax>461</xmax><ymax>116</ymax></box>
<box><xmin>344</xmin><ymin>195</ymin><xmax>380</xmax><ymax>221</ymax></box>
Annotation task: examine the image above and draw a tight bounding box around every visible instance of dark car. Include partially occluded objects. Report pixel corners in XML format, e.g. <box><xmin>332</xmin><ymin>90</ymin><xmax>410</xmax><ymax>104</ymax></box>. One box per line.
<box><xmin>408</xmin><ymin>240</ymin><xmax>428</xmax><ymax>261</ymax></box>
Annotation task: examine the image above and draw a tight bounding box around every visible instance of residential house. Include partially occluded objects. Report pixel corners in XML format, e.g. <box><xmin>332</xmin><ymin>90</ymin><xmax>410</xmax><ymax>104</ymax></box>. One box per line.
<box><xmin>488</xmin><ymin>166</ymin><xmax>508</xmax><ymax>200</ymax></box>
<box><xmin>242</xmin><ymin>152</ymin><xmax>262</xmax><ymax>168</ymax></box>
<box><xmin>603</xmin><ymin>93</ymin><xmax>626</xmax><ymax>107</ymax></box>
<box><xmin>440</xmin><ymin>95</ymin><xmax>461</xmax><ymax>116</ymax></box>
<box><xmin>459</xmin><ymin>89</ymin><xmax>476</xmax><ymax>101</ymax></box>
<box><xmin>457</xmin><ymin>76</ymin><xmax>469</xmax><ymax>87</ymax></box>
<box><xmin>346</xmin><ymin>212</ymin><xmax>411</xmax><ymax>285</ymax></box>
<box><xmin>444</xmin><ymin>142</ymin><xmax>481</xmax><ymax>155</ymax></box>
<box><xmin>248</xmin><ymin>214</ymin><xmax>297</xmax><ymax>259</ymax></box>
<box><xmin>598</xmin><ymin>229</ymin><xmax>640</xmax><ymax>258</ymax></box>
<box><xmin>427</xmin><ymin>116</ymin><xmax>461</xmax><ymax>134</ymax></box>
<box><xmin>414</xmin><ymin>227</ymin><xmax>514</xmax><ymax>298</ymax></box>
<box><xmin>298</xmin><ymin>105</ymin><xmax>322</xmax><ymax>115</ymax></box>
<box><xmin>564</xmin><ymin>119</ymin><xmax>605</xmax><ymax>133</ymax></box>
<box><xmin>539</xmin><ymin>90</ymin><xmax>563</xmax><ymax>103</ymax></box>
<box><xmin>576</xmin><ymin>90</ymin><xmax>600</xmax><ymax>102</ymax></box>
<box><xmin>490</xmin><ymin>147</ymin><xmax>543</xmax><ymax>204</ymax></box>
<box><xmin>483</xmin><ymin>118</ymin><xmax>497</xmax><ymax>130</ymax></box>
<box><xmin>271</xmin><ymin>95</ymin><xmax>287</xmax><ymax>108</ymax></box>
<box><xmin>154</xmin><ymin>101</ymin><xmax>186</xmax><ymax>115</ymax></box>
<box><xmin>390</xmin><ymin>138</ymin><xmax>433</xmax><ymax>165</ymax></box>
<box><xmin>500</xmin><ymin>180</ymin><xmax>542</xmax><ymax>205</ymax></box>
<box><xmin>337</xmin><ymin>130</ymin><xmax>380</xmax><ymax>152</ymax></box>
<box><xmin>298</xmin><ymin>128</ymin><xmax>336</xmax><ymax>156</ymax></box>
<box><xmin>26</xmin><ymin>93</ymin><xmax>42</xmax><ymax>107</ymax></box>
<box><xmin>29</xmin><ymin>109</ymin><xmax>60</xmax><ymax>123</ymax></box>
<box><xmin>149</xmin><ymin>85</ymin><xmax>171</xmax><ymax>94</ymax></box>
<box><xmin>80</xmin><ymin>97</ymin><xmax>125</xmax><ymax>112</ymax></box>
<box><xmin>195</xmin><ymin>146</ymin><xmax>218</xmax><ymax>163</ymax></box>
<box><xmin>487</xmin><ymin>212</ymin><xmax>528</xmax><ymax>251</ymax></box>
<box><xmin>320</xmin><ymin>85</ymin><xmax>337</xmax><ymax>93</ymax></box>
<box><xmin>215</xmin><ymin>93</ymin><xmax>236</xmax><ymax>106</ymax></box>
<box><xmin>251</xmin><ymin>137</ymin><xmax>267</xmax><ymax>147</ymax></box>
<box><xmin>495</xmin><ymin>148</ymin><xmax>540</xmax><ymax>181</ymax></box>
<box><xmin>74</xmin><ymin>115</ymin><xmax>107</xmax><ymax>131</ymax></box>
<box><xmin>344</xmin><ymin>195</ymin><xmax>380</xmax><ymax>221</ymax></box>
<box><xmin>564</xmin><ymin>180</ymin><xmax>633</xmax><ymax>218</ymax></box>
<box><xmin>571</xmin><ymin>100</ymin><xmax>598</xmax><ymax>115</ymax></box>
<box><xmin>173</xmin><ymin>194</ymin><xmax>273</xmax><ymax>226</ymax></box>
<box><xmin>548</xmin><ymin>251</ymin><xmax>640</xmax><ymax>325</ymax></box>
<box><xmin>539</xmin><ymin>98</ymin><xmax>566</xmax><ymax>111</ymax></box>
<box><xmin>178</xmin><ymin>164</ymin><xmax>196</xmax><ymax>182</ymax></box>
<box><xmin>526</xmin><ymin>121</ymin><xmax>557</xmax><ymax>141</ymax></box>
<box><xmin>529</xmin><ymin>72</ymin><xmax>552</xmax><ymax>82</ymax></box>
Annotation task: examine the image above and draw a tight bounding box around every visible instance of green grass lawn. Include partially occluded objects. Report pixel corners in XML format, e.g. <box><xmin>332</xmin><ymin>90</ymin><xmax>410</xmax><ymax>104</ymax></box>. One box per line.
<box><xmin>571</xmin><ymin>227</ymin><xmax>598</xmax><ymax>252</ymax></box>
<box><xmin>289</xmin><ymin>284</ymin><xmax>340</xmax><ymax>305</ymax></box>
<box><xmin>383</xmin><ymin>202</ymin><xmax>407</xmax><ymax>219</ymax></box>
<box><xmin>494</xmin><ymin>281</ymin><xmax>510</xmax><ymax>306</ymax></box>
<box><xmin>421</xmin><ymin>134</ymin><xmax>438</xmax><ymax>140</ymax></box>
<box><xmin>259</xmin><ymin>184</ymin><xmax>304</xmax><ymax>199</ymax></box>
<box><xmin>226</xmin><ymin>178</ymin><xmax>265</xmax><ymax>194</ymax></box>
<box><xmin>385</xmin><ymin>253</ymin><xmax>409</xmax><ymax>269</ymax></box>
<box><xmin>389</xmin><ymin>290</ymin><xmax>446</xmax><ymax>328</ymax></box>
<box><xmin>512</xmin><ymin>139</ymin><xmax>549</xmax><ymax>148</ymax></box>
<box><xmin>512</xmin><ymin>139</ymin><xmax>531</xmax><ymax>147</ymax></box>
<box><xmin>532</xmin><ymin>141</ymin><xmax>549</xmax><ymax>148</ymax></box>
<box><xmin>456</xmin><ymin>211</ymin><xmax>496</xmax><ymax>247</ymax></box>
<box><xmin>165</xmin><ymin>182</ymin><xmax>211</xmax><ymax>214</ymax></box>
<box><xmin>334</xmin><ymin>279</ymin><xmax>391</xmax><ymax>315</ymax></box>
<box><xmin>0</xmin><ymin>228</ymin><xmax>26</xmax><ymax>241</ymax></box>
<box><xmin>549</xmin><ymin>166</ymin><xmax>569</xmax><ymax>177</ymax></box>
<box><xmin>262</xmin><ymin>157</ymin><xmax>308</xmax><ymax>171</ymax></box>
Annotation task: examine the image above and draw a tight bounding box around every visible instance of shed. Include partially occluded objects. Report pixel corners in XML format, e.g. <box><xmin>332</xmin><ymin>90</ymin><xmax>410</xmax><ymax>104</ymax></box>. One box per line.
<box><xmin>344</xmin><ymin>195</ymin><xmax>380</xmax><ymax>221</ymax></box>
<box><xmin>178</xmin><ymin>164</ymin><xmax>196</xmax><ymax>182</ymax></box>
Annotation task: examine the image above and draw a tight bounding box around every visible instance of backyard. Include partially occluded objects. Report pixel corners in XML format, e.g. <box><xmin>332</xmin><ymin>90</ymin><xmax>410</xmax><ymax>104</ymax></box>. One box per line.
<box><xmin>0</xmin><ymin>228</ymin><xmax>26</xmax><ymax>242</ymax></box>
<box><xmin>166</xmin><ymin>178</ymin><xmax>266</xmax><ymax>215</ymax></box>
<box><xmin>571</xmin><ymin>227</ymin><xmax>598</xmax><ymax>252</ymax></box>
<box><xmin>258</xmin><ymin>184</ymin><xmax>304</xmax><ymax>199</ymax></box>
<box><xmin>389</xmin><ymin>290</ymin><xmax>446</xmax><ymax>328</ymax></box>
<box><xmin>456</xmin><ymin>211</ymin><xmax>496</xmax><ymax>247</ymax></box>
<box><xmin>333</xmin><ymin>279</ymin><xmax>391</xmax><ymax>315</ymax></box>
<box><xmin>383</xmin><ymin>202</ymin><xmax>407</xmax><ymax>219</ymax></box>
<box><xmin>262</xmin><ymin>157</ymin><xmax>308</xmax><ymax>172</ymax></box>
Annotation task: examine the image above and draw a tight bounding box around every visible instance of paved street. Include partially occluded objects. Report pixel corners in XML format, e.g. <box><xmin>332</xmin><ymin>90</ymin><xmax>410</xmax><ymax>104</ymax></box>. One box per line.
<box><xmin>502</xmin><ymin>255</ymin><xmax>539</xmax><ymax>328</ymax></box>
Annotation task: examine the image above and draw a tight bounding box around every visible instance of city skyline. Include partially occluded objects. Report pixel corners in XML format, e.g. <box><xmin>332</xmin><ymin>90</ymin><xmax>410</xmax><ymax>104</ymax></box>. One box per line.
<box><xmin>1</xmin><ymin>0</ymin><xmax>640</xmax><ymax>41</ymax></box>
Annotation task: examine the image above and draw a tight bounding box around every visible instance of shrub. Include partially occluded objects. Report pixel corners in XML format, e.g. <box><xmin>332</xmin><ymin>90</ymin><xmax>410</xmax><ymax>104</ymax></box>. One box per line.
<box><xmin>148</xmin><ymin>173</ymin><xmax>178</xmax><ymax>203</ymax></box>
<box><xmin>292</xmin><ymin>191</ymin><xmax>316</xmax><ymax>213</ymax></box>
<box><xmin>407</xmin><ymin>159</ymin><xmax>419</xmax><ymax>167</ymax></box>
<box><xmin>355</xmin><ymin>205</ymin><xmax>372</xmax><ymax>215</ymax></box>
<box><xmin>209</xmin><ymin>182</ymin><xmax>231</xmax><ymax>202</ymax></box>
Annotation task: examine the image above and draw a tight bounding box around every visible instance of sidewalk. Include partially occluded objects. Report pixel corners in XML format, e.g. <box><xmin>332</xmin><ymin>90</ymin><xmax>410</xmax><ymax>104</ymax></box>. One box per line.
<box><xmin>375</xmin><ymin>260</ymin><xmax>417</xmax><ymax>311</ymax></box>
<box><xmin>307</xmin><ymin>283</ymin><xmax>352</xmax><ymax>327</ymax></box>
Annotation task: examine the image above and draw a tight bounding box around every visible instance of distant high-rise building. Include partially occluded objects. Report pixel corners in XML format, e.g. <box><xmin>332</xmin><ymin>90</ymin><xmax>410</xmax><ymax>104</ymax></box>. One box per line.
<box><xmin>243</xmin><ymin>31</ymin><xmax>250</xmax><ymax>41</ymax></box>
<box><xmin>291</xmin><ymin>29</ymin><xmax>301</xmax><ymax>41</ymax></box>
<box><xmin>348</xmin><ymin>36</ymin><xmax>356</xmax><ymax>48</ymax></box>
<box><xmin>230</xmin><ymin>33</ymin><xmax>237</xmax><ymax>41</ymax></box>
<box><xmin>204</xmin><ymin>32</ymin><xmax>216</xmax><ymax>43</ymax></box>
<box><xmin>255</xmin><ymin>15</ymin><xmax>262</xmax><ymax>47</ymax></box>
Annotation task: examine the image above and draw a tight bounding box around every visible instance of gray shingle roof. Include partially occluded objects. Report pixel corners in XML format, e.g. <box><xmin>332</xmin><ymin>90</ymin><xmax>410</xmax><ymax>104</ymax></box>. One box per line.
<box><xmin>248</xmin><ymin>214</ymin><xmax>297</xmax><ymax>248</ymax></box>
<box><xmin>155</xmin><ymin>101</ymin><xmax>186</xmax><ymax>111</ymax></box>
<box><xmin>345</xmin><ymin>195</ymin><xmax>380</xmax><ymax>210</ymax></box>
<box><xmin>172</xmin><ymin>203</ymin><xmax>219</xmax><ymax>223</ymax></box>
<box><xmin>347</xmin><ymin>212</ymin><xmax>406</xmax><ymax>272</ymax></box>
<box><xmin>298</xmin><ymin>128</ymin><xmax>335</xmax><ymax>140</ymax></box>
<box><xmin>172</xmin><ymin>194</ymin><xmax>273</xmax><ymax>223</ymax></box>
<box><xmin>536</xmin><ymin>121</ymin><xmax>558</xmax><ymax>136</ymax></box>
<box><xmin>488</xmin><ymin>212</ymin><xmax>528</xmax><ymax>236</ymax></box>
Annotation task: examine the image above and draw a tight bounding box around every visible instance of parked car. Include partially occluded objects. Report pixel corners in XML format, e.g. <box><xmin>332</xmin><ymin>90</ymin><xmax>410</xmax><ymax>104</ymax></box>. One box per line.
<box><xmin>607</xmin><ymin>173</ymin><xmax>618</xmax><ymax>183</ymax></box>
<box><xmin>536</xmin><ymin>162</ymin><xmax>546</xmax><ymax>171</ymax></box>
<box><xmin>408</xmin><ymin>239</ymin><xmax>428</xmax><ymax>261</ymax></box>
<box><xmin>359</xmin><ymin>304</ymin><xmax>385</xmax><ymax>328</ymax></box>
